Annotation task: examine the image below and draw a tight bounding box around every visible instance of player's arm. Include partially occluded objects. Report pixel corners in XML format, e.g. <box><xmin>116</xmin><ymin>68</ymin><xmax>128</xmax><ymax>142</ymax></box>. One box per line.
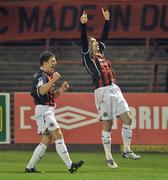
<box><xmin>100</xmin><ymin>8</ymin><xmax>110</xmax><ymax>49</ymax></box>
<box><xmin>80</xmin><ymin>10</ymin><xmax>94</xmax><ymax>69</ymax></box>
<box><xmin>54</xmin><ymin>81</ymin><xmax>69</xmax><ymax>98</ymax></box>
<box><xmin>80</xmin><ymin>11</ymin><xmax>89</xmax><ymax>53</ymax></box>
<box><xmin>39</xmin><ymin>72</ymin><xmax>61</xmax><ymax>95</ymax></box>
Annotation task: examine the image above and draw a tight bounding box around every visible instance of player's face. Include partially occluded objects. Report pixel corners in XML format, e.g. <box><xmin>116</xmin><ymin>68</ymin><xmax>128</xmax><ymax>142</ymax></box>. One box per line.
<box><xmin>45</xmin><ymin>56</ymin><xmax>57</xmax><ymax>73</ymax></box>
<box><xmin>89</xmin><ymin>37</ymin><xmax>99</xmax><ymax>53</ymax></box>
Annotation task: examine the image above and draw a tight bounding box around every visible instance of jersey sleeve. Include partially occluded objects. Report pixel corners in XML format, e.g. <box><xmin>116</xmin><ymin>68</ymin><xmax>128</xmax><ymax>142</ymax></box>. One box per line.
<box><xmin>81</xmin><ymin>23</ymin><xmax>89</xmax><ymax>53</ymax></box>
<box><xmin>99</xmin><ymin>20</ymin><xmax>110</xmax><ymax>53</ymax></box>
<box><xmin>80</xmin><ymin>23</ymin><xmax>101</xmax><ymax>78</ymax></box>
<box><xmin>34</xmin><ymin>72</ymin><xmax>47</xmax><ymax>97</ymax></box>
<box><xmin>36</xmin><ymin>76</ymin><xmax>44</xmax><ymax>88</ymax></box>
<box><xmin>80</xmin><ymin>23</ymin><xmax>93</xmax><ymax>68</ymax></box>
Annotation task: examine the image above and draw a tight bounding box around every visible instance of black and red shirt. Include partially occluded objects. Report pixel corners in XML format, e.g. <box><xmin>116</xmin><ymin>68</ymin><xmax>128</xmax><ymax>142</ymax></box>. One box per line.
<box><xmin>81</xmin><ymin>20</ymin><xmax>116</xmax><ymax>89</ymax></box>
<box><xmin>31</xmin><ymin>69</ymin><xmax>55</xmax><ymax>106</ymax></box>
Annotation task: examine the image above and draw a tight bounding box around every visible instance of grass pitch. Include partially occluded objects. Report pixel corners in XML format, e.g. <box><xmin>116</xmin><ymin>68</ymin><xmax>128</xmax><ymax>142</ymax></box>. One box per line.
<box><xmin>0</xmin><ymin>151</ymin><xmax>168</xmax><ymax>180</ymax></box>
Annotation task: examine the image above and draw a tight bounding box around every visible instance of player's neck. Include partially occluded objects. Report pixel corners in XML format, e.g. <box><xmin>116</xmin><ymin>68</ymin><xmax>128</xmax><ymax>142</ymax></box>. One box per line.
<box><xmin>41</xmin><ymin>67</ymin><xmax>49</xmax><ymax>73</ymax></box>
<box><xmin>92</xmin><ymin>50</ymin><xmax>99</xmax><ymax>56</ymax></box>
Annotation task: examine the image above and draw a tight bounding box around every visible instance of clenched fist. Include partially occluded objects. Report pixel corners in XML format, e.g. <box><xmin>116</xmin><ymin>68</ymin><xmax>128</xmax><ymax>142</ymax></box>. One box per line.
<box><xmin>60</xmin><ymin>81</ymin><xmax>69</xmax><ymax>93</ymax></box>
<box><xmin>53</xmin><ymin>72</ymin><xmax>61</xmax><ymax>82</ymax></box>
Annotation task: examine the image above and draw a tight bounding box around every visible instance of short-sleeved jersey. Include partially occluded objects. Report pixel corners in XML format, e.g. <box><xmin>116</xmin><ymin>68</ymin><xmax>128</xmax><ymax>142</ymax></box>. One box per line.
<box><xmin>81</xmin><ymin>21</ymin><xmax>116</xmax><ymax>89</ymax></box>
<box><xmin>31</xmin><ymin>69</ymin><xmax>55</xmax><ymax>106</ymax></box>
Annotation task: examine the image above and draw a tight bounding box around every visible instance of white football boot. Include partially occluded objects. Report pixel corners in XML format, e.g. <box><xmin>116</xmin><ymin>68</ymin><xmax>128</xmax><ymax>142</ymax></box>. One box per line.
<box><xmin>122</xmin><ymin>151</ymin><xmax>141</xmax><ymax>160</ymax></box>
<box><xmin>106</xmin><ymin>159</ymin><xmax>118</xmax><ymax>169</ymax></box>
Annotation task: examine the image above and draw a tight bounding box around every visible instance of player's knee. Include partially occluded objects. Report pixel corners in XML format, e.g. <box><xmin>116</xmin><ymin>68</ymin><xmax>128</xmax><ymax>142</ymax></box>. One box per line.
<box><xmin>41</xmin><ymin>135</ymin><xmax>52</xmax><ymax>146</ymax></box>
<box><xmin>102</xmin><ymin>120</ymin><xmax>112</xmax><ymax>132</ymax></box>
<box><xmin>52</xmin><ymin>128</ymin><xmax>63</xmax><ymax>140</ymax></box>
<box><xmin>122</xmin><ymin>112</ymin><xmax>132</xmax><ymax>125</ymax></box>
<box><xmin>127</xmin><ymin>117</ymin><xmax>132</xmax><ymax>125</ymax></box>
<box><xmin>123</xmin><ymin>118</ymin><xmax>132</xmax><ymax>126</ymax></box>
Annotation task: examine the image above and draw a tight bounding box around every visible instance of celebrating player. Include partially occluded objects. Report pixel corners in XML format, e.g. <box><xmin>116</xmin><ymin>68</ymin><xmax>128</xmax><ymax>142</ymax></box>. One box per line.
<box><xmin>25</xmin><ymin>51</ymin><xmax>84</xmax><ymax>173</ymax></box>
<box><xmin>80</xmin><ymin>9</ymin><xmax>140</xmax><ymax>168</ymax></box>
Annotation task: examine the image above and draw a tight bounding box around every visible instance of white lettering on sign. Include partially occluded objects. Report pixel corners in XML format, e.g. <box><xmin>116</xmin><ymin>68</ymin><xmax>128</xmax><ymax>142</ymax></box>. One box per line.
<box><xmin>20</xmin><ymin>106</ymin><xmax>31</xmax><ymax>129</ymax></box>
<box><xmin>153</xmin><ymin>106</ymin><xmax>159</xmax><ymax>129</ymax></box>
<box><xmin>112</xmin><ymin>106</ymin><xmax>168</xmax><ymax>130</ymax></box>
<box><xmin>130</xmin><ymin>107</ymin><xmax>136</xmax><ymax>129</ymax></box>
<box><xmin>162</xmin><ymin>107</ymin><xmax>168</xmax><ymax>129</ymax></box>
<box><xmin>21</xmin><ymin>105</ymin><xmax>168</xmax><ymax>130</ymax></box>
<box><xmin>139</xmin><ymin>106</ymin><xmax>151</xmax><ymax>129</ymax></box>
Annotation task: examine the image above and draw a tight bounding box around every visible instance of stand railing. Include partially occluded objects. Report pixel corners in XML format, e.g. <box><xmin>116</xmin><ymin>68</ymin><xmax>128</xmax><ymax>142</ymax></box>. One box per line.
<box><xmin>58</xmin><ymin>60</ymin><xmax>168</xmax><ymax>92</ymax></box>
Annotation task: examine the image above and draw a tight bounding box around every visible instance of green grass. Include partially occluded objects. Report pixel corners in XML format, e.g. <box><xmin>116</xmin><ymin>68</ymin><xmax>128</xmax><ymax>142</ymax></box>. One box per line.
<box><xmin>0</xmin><ymin>151</ymin><xmax>168</xmax><ymax>180</ymax></box>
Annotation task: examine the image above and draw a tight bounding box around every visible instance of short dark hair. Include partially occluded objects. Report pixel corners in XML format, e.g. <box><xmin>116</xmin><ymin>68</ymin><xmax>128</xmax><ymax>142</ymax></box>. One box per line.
<box><xmin>39</xmin><ymin>51</ymin><xmax>55</xmax><ymax>66</ymax></box>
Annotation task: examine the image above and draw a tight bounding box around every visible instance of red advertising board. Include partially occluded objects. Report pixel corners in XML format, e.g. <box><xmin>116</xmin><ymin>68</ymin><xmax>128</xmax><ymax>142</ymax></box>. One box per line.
<box><xmin>0</xmin><ymin>0</ymin><xmax>168</xmax><ymax>41</ymax></box>
<box><xmin>14</xmin><ymin>92</ymin><xmax>168</xmax><ymax>144</ymax></box>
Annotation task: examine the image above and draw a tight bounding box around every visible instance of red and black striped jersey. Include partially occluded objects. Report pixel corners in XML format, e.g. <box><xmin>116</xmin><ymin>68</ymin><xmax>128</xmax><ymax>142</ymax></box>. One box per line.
<box><xmin>81</xmin><ymin>20</ymin><xmax>116</xmax><ymax>89</ymax></box>
<box><xmin>31</xmin><ymin>69</ymin><xmax>55</xmax><ymax>106</ymax></box>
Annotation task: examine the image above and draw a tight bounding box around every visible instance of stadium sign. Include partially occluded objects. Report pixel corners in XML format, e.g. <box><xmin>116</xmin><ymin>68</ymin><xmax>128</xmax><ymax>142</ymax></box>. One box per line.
<box><xmin>14</xmin><ymin>93</ymin><xmax>168</xmax><ymax>144</ymax></box>
<box><xmin>0</xmin><ymin>93</ymin><xmax>10</xmax><ymax>144</ymax></box>
<box><xmin>0</xmin><ymin>0</ymin><xmax>168</xmax><ymax>41</ymax></box>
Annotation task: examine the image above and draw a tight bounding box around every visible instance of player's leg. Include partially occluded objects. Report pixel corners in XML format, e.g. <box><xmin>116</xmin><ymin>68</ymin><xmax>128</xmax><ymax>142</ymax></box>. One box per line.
<box><xmin>120</xmin><ymin>111</ymin><xmax>140</xmax><ymax>160</ymax></box>
<box><xmin>112</xmin><ymin>84</ymin><xmax>140</xmax><ymax>160</ymax></box>
<box><xmin>25</xmin><ymin>134</ymin><xmax>51</xmax><ymax>173</ymax></box>
<box><xmin>52</xmin><ymin>129</ymin><xmax>72</xmax><ymax>169</ymax></box>
<box><xmin>25</xmin><ymin>105</ymin><xmax>53</xmax><ymax>173</ymax></box>
<box><xmin>42</xmin><ymin>106</ymin><xmax>83</xmax><ymax>173</ymax></box>
<box><xmin>51</xmin><ymin>128</ymin><xmax>84</xmax><ymax>173</ymax></box>
<box><xmin>95</xmin><ymin>85</ymin><xmax>118</xmax><ymax>168</ymax></box>
<box><xmin>101</xmin><ymin>120</ymin><xmax>118</xmax><ymax>168</ymax></box>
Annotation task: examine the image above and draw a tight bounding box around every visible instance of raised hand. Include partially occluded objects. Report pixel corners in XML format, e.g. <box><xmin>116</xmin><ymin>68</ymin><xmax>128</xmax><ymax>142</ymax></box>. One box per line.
<box><xmin>80</xmin><ymin>10</ymin><xmax>88</xmax><ymax>24</ymax></box>
<box><xmin>52</xmin><ymin>72</ymin><xmax>61</xmax><ymax>82</ymax></box>
<box><xmin>102</xmin><ymin>8</ymin><xmax>110</xmax><ymax>21</ymax></box>
<box><xmin>61</xmin><ymin>81</ymin><xmax>69</xmax><ymax>92</ymax></box>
